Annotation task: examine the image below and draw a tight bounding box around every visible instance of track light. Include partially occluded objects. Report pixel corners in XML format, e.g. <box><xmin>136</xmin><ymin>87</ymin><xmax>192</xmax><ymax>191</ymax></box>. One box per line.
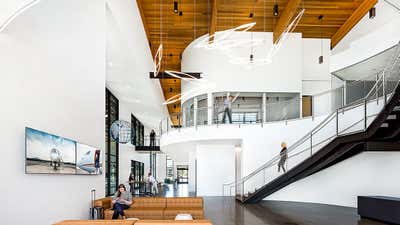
<box><xmin>273</xmin><ymin>4</ymin><xmax>279</xmax><ymax>17</ymax></box>
<box><xmin>179</xmin><ymin>11</ymin><xmax>183</xmax><ymax>16</ymax></box>
<box><xmin>174</xmin><ymin>1</ymin><xmax>178</xmax><ymax>14</ymax></box>
<box><xmin>249</xmin><ymin>12</ymin><xmax>254</xmax><ymax>18</ymax></box>
<box><xmin>369</xmin><ymin>7</ymin><xmax>376</xmax><ymax>19</ymax></box>
<box><xmin>250</xmin><ymin>54</ymin><xmax>254</xmax><ymax>62</ymax></box>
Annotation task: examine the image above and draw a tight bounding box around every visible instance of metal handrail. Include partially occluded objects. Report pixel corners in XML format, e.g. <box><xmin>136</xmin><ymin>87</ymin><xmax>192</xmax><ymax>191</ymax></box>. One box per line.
<box><xmin>223</xmin><ymin>42</ymin><xmax>400</xmax><ymax>194</ymax></box>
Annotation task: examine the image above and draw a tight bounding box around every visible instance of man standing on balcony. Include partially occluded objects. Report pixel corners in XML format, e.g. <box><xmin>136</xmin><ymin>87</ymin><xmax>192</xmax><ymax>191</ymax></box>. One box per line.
<box><xmin>222</xmin><ymin>92</ymin><xmax>240</xmax><ymax>124</ymax></box>
<box><xmin>149</xmin><ymin>129</ymin><xmax>156</xmax><ymax>146</ymax></box>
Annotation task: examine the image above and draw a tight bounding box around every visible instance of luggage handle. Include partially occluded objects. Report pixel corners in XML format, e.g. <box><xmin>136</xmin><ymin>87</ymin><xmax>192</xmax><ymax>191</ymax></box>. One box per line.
<box><xmin>91</xmin><ymin>188</ymin><xmax>96</xmax><ymax>208</ymax></box>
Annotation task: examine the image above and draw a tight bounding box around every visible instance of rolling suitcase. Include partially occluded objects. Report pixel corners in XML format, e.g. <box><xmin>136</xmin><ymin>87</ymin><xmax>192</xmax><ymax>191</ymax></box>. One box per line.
<box><xmin>89</xmin><ymin>189</ymin><xmax>104</xmax><ymax>220</ymax></box>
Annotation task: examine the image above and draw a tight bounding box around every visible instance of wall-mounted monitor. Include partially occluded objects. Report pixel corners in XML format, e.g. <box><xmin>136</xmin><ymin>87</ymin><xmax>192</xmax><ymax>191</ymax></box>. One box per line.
<box><xmin>25</xmin><ymin>127</ymin><xmax>102</xmax><ymax>175</ymax></box>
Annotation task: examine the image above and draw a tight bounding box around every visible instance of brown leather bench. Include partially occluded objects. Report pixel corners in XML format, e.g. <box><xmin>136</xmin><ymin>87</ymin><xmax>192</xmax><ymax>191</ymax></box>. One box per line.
<box><xmin>53</xmin><ymin>220</ymin><xmax>135</xmax><ymax>225</ymax></box>
<box><xmin>135</xmin><ymin>220</ymin><xmax>212</xmax><ymax>225</ymax></box>
<box><xmin>53</xmin><ymin>220</ymin><xmax>213</xmax><ymax>225</ymax></box>
<box><xmin>96</xmin><ymin>197</ymin><xmax>204</xmax><ymax>220</ymax></box>
<box><xmin>164</xmin><ymin>198</ymin><xmax>204</xmax><ymax>220</ymax></box>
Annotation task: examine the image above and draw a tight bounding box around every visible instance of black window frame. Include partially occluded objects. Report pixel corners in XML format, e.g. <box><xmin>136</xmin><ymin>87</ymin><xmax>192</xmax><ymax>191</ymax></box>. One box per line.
<box><xmin>105</xmin><ymin>88</ymin><xmax>119</xmax><ymax>196</ymax></box>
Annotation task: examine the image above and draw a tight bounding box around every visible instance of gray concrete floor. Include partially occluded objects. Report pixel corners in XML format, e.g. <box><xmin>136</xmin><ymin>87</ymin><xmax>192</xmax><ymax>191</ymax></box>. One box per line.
<box><xmin>156</xmin><ymin>183</ymin><xmax>386</xmax><ymax>225</ymax></box>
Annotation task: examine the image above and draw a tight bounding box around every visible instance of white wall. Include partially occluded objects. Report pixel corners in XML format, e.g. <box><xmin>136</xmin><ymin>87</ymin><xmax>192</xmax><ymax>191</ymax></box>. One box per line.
<box><xmin>181</xmin><ymin>32</ymin><xmax>304</xmax><ymax>102</ymax></box>
<box><xmin>266</xmin><ymin>152</ymin><xmax>400</xmax><ymax>207</ymax></box>
<box><xmin>161</xmin><ymin>116</ymin><xmax>327</xmax><ymax>179</ymax></box>
<box><xmin>331</xmin><ymin>0</ymin><xmax>400</xmax><ymax>72</ymax></box>
<box><xmin>196</xmin><ymin>144</ymin><xmax>235</xmax><ymax>196</ymax></box>
<box><xmin>118</xmin><ymin>100</ymin><xmax>150</xmax><ymax>187</ymax></box>
<box><xmin>0</xmin><ymin>1</ymin><xmax>105</xmax><ymax>225</ymax></box>
<box><xmin>106</xmin><ymin>0</ymin><xmax>168</xmax><ymax>130</ymax></box>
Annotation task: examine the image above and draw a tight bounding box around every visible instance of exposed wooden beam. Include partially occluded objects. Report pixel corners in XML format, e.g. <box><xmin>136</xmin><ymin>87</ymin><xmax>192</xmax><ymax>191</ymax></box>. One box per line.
<box><xmin>209</xmin><ymin>0</ymin><xmax>217</xmax><ymax>43</ymax></box>
<box><xmin>273</xmin><ymin>0</ymin><xmax>302</xmax><ymax>43</ymax></box>
<box><xmin>331</xmin><ymin>0</ymin><xmax>377</xmax><ymax>49</ymax></box>
<box><xmin>136</xmin><ymin>0</ymin><xmax>152</xmax><ymax>55</ymax></box>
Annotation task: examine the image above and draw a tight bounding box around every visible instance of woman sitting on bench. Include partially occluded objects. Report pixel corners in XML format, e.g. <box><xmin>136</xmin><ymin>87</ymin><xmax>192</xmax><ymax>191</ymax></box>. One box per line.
<box><xmin>112</xmin><ymin>184</ymin><xmax>132</xmax><ymax>219</ymax></box>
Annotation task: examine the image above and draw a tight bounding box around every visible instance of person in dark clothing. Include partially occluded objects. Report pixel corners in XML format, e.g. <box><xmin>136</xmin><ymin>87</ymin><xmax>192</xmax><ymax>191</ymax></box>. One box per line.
<box><xmin>278</xmin><ymin>142</ymin><xmax>288</xmax><ymax>173</ymax></box>
<box><xmin>150</xmin><ymin>129</ymin><xmax>156</xmax><ymax>146</ymax></box>
<box><xmin>112</xmin><ymin>184</ymin><xmax>132</xmax><ymax>219</ymax></box>
<box><xmin>128</xmin><ymin>172</ymin><xmax>135</xmax><ymax>195</ymax></box>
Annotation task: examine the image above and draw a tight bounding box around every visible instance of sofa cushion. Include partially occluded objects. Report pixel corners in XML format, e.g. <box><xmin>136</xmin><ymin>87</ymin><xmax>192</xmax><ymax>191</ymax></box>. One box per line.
<box><xmin>163</xmin><ymin>208</ymin><xmax>204</xmax><ymax>220</ymax></box>
<box><xmin>134</xmin><ymin>220</ymin><xmax>212</xmax><ymax>225</ymax></box>
<box><xmin>166</xmin><ymin>198</ymin><xmax>203</xmax><ymax>209</ymax></box>
<box><xmin>125</xmin><ymin>208</ymin><xmax>165</xmax><ymax>220</ymax></box>
<box><xmin>53</xmin><ymin>220</ymin><xmax>135</xmax><ymax>225</ymax></box>
<box><xmin>104</xmin><ymin>208</ymin><xmax>165</xmax><ymax>220</ymax></box>
<box><xmin>132</xmin><ymin>197</ymin><xmax>166</xmax><ymax>209</ymax></box>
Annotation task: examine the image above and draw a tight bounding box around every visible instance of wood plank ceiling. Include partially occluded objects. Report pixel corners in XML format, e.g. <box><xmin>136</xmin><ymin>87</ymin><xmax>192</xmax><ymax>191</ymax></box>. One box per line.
<box><xmin>137</xmin><ymin>0</ymin><xmax>376</xmax><ymax>125</ymax></box>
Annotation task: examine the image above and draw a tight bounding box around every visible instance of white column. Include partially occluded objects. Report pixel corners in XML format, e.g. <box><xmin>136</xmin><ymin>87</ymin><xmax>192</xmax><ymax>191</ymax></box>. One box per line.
<box><xmin>207</xmin><ymin>92</ymin><xmax>213</xmax><ymax>125</ymax></box>
<box><xmin>194</xmin><ymin>97</ymin><xmax>198</xmax><ymax>127</ymax></box>
<box><xmin>262</xmin><ymin>93</ymin><xmax>267</xmax><ymax>123</ymax></box>
<box><xmin>343</xmin><ymin>80</ymin><xmax>347</xmax><ymax>106</ymax></box>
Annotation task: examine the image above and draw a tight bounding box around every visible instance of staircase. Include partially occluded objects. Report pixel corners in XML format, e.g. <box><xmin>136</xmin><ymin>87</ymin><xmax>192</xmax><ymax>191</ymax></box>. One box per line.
<box><xmin>224</xmin><ymin>42</ymin><xmax>400</xmax><ymax>204</ymax></box>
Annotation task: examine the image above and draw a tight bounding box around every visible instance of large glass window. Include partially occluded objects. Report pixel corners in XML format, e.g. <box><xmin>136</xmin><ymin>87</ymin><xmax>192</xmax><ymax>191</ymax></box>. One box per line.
<box><xmin>131</xmin><ymin>114</ymin><xmax>144</xmax><ymax>146</ymax></box>
<box><xmin>105</xmin><ymin>88</ymin><xmax>119</xmax><ymax>196</ymax></box>
<box><xmin>166</xmin><ymin>156</ymin><xmax>174</xmax><ymax>182</ymax></box>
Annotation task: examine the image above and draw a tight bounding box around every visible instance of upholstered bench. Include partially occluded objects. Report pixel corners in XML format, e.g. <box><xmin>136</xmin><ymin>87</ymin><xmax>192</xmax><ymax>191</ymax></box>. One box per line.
<box><xmin>163</xmin><ymin>198</ymin><xmax>204</xmax><ymax>220</ymax></box>
<box><xmin>104</xmin><ymin>197</ymin><xmax>166</xmax><ymax>220</ymax></box>
<box><xmin>95</xmin><ymin>197</ymin><xmax>204</xmax><ymax>220</ymax></box>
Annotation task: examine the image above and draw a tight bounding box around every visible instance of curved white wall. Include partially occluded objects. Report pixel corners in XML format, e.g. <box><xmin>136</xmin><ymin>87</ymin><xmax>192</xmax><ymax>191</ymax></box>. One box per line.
<box><xmin>180</xmin><ymin>32</ymin><xmax>331</xmax><ymax>103</ymax></box>
<box><xmin>181</xmin><ymin>32</ymin><xmax>303</xmax><ymax>102</ymax></box>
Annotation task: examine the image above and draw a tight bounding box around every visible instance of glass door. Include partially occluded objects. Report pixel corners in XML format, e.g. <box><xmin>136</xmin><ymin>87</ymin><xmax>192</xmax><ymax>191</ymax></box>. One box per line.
<box><xmin>177</xmin><ymin>165</ymin><xmax>189</xmax><ymax>184</ymax></box>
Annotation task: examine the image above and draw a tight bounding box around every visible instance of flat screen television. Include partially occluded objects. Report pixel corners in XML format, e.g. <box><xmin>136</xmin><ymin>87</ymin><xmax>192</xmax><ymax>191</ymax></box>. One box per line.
<box><xmin>25</xmin><ymin>127</ymin><xmax>102</xmax><ymax>175</ymax></box>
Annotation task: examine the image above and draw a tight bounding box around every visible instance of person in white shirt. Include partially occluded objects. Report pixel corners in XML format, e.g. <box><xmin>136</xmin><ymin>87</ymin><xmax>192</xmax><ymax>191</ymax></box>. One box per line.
<box><xmin>222</xmin><ymin>93</ymin><xmax>240</xmax><ymax>124</ymax></box>
<box><xmin>147</xmin><ymin>172</ymin><xmax>158</xmax><ymax>195</ymax></box>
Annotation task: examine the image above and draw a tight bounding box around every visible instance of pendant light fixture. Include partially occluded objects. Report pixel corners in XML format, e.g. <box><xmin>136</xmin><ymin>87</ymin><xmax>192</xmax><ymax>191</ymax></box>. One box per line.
<box><xmin>318</xmin><ymin>15</ymin><xmax>324</xmax><ymax>64</ymax></box>
<box><xmin>273</xmin><ymin>0</ymin><xmax>279</xmax><ymax>17</ymax></box>
<box><xmin>174</xmin><ymin>1</ymin><xmax>178</xmax><ymax>14</ymax></box>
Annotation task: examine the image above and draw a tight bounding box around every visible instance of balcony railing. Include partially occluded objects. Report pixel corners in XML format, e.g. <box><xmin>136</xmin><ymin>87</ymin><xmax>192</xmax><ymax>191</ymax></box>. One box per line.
<box><xmin>159</xmin><ymin>74</ymin><xmax>383</xmax><ymax>135</ymax></box>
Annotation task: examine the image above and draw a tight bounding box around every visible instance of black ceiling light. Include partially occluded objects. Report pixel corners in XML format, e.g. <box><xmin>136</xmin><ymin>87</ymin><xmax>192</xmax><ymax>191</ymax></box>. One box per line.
<box><xmin>174</xmin><ymin>1</ymin><xmax>178</xmax><ymax>14</ymax></box>
<box><xmin>369</xmin><ymin>7</ymin><xmax>376</xmax><ymax>19</ymax></box>
<box><xmin>179</xmin><ymin>11</ymin><xmax>183</xmax><ymax>16</ymax></box>
<box><xmin>169</xmin><ymin>87</ymin><xmax>173</xmax><ymax>92</ymax></box>
<box><xmin>273</xmin><ymin>4</ymin><xmax>279</xmax><ymax>17</ymax></box>
<box><xmin>318</xmin><ymin>15</ymin><xmax>324</xmax><ymax>64</ymax></box>
<box><xmin>249</xmin><ymin>12</ymin><xmax>254</xmax><ymax>18</ymax></box>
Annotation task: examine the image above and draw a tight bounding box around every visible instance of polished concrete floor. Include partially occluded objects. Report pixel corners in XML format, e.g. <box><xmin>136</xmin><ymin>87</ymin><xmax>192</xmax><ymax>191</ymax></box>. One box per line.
<box><xmin>156</xmin><ymin>184</ymin><xmax>385</xmax><ymax>225</ymax></box>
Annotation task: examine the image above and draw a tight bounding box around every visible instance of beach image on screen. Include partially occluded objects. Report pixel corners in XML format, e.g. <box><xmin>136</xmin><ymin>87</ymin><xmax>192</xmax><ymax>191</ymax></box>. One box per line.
<box><xmin>76</xmin><ymin>143</ymin><xmax>102</xmax><ymax>175</ymax></box>
<box><xmin>26</xmin><ymin>127</ymin><xmax>76</xmax><ymax>174</ymax></box>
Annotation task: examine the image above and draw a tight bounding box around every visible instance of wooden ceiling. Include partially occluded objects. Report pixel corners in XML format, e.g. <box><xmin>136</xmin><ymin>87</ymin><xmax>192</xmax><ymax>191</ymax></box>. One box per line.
<box><xmin>137</xmin><ymin>0</ymin><xmax>377</xmax><ymax>125</ymax></box>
